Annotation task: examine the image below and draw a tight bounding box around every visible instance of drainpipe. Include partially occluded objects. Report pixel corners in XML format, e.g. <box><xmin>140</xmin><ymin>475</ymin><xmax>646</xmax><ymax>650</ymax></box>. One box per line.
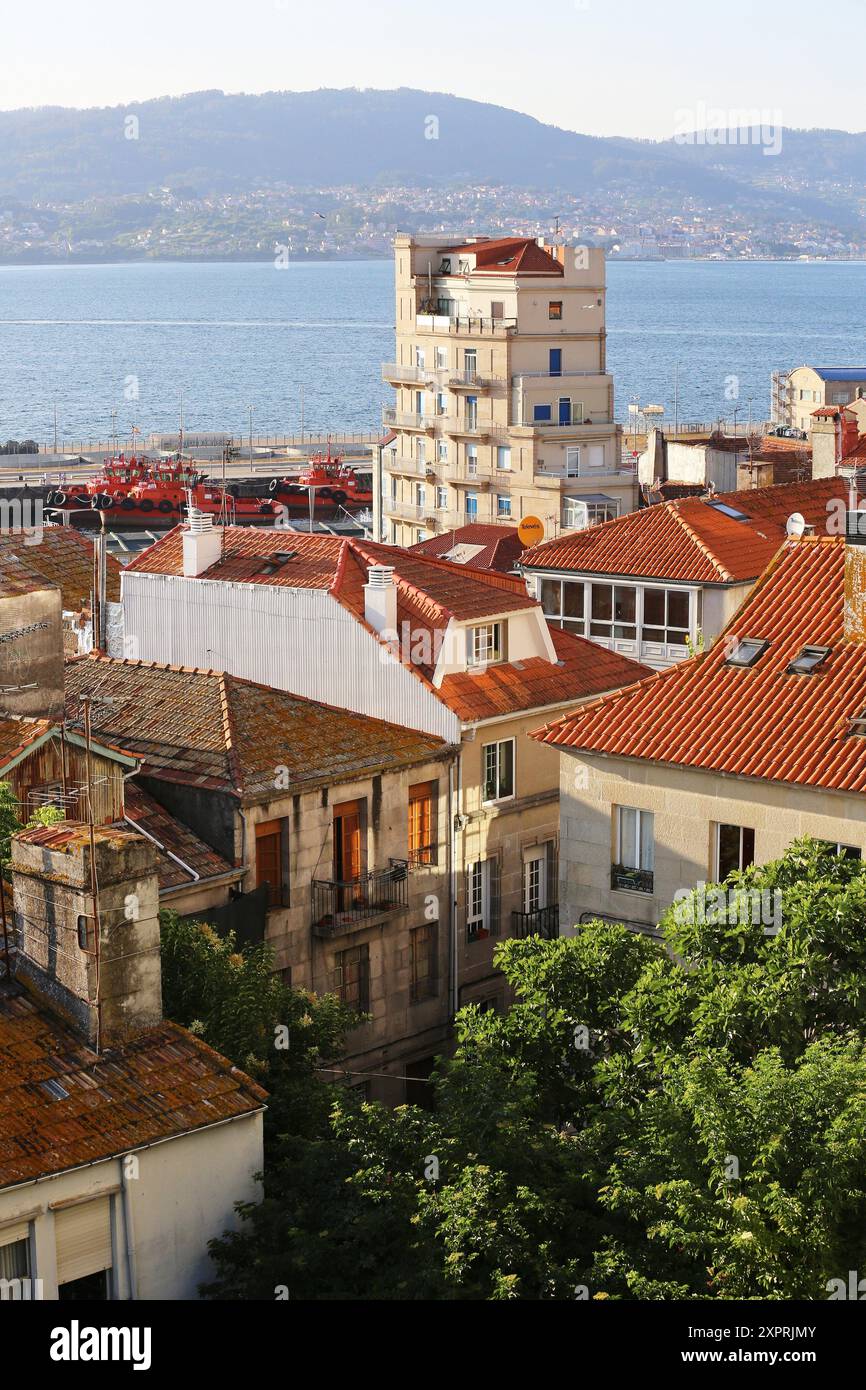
<box><xmin>120</xmin><ymin>1157</ymin><xmax>138</xmax><ymax>1301</ymax></box>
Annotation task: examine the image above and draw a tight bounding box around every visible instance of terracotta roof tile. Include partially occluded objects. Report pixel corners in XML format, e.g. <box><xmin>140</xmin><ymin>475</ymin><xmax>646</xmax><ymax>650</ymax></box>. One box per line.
<box><xmin>65</xmin><ymin>655</ymin><xmax>449</xmax><ymax>800</ymax></box>
<box><xmin>0</xmin><ymin>986</ymin><xmax>265</xmax><ymax>1187</ymax></box>
<box><xmin>409</xmin><ymin>524</ymin><xmax>526</xmax><ymax>573</ymax></box>
<box><xmin>522</xmin><ymin>478</ymin><xmax>846</xmax><ymax>584</ymax></box>
<box><xmin>0</xmin><ymin>528</ymin><xmax>122</xmax><ymax>609</ymax></box>
<box><xmin>533</xmin><ymin>536</ymin><xmax>866</xmax><ymax>794</ymax></box>
<box><xmin>119</xmin><ymin>783</ymin><xmax>239</xmax><ymax>891</ymax></box>
<box><xmin>439</xmin><ymin>626</ymin><xmax>651</xmax><ymax>722</ymax></box>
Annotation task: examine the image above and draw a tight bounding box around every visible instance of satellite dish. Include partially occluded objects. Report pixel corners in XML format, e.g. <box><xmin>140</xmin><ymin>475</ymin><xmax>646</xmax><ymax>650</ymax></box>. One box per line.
<box><xmin>786</xmin><ymin>512</ymin><xmax>806</xmax><ymax>538</ymax></box>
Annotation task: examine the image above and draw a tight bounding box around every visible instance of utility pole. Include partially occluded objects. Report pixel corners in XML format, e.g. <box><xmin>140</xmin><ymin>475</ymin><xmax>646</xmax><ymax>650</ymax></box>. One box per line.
<box><xmin>53</xmin><ymin>403</ymin><xmax>58</xmax><ymax>454</ymax></box>
<box><xmin>82</xmin><ymin>697</ymin><xmax>102</xmax><ymax>1055</ymax></box>
<box><xmin>673</xmin><ymin>363</ymin><xmax>680</xmax><ymax>436</ymax></box>
<box><xmin>248</xmin><ymin>405</ymin><xmax>254</xmax><ymax>470</ymax></box>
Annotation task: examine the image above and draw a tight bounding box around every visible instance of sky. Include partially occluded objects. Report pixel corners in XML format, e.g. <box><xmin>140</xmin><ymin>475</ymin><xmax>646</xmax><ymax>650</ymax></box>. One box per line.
<box><xmin>3</xmin><ymin>0</ymin><xmax>861</xmax><ymax>141</ymax></box>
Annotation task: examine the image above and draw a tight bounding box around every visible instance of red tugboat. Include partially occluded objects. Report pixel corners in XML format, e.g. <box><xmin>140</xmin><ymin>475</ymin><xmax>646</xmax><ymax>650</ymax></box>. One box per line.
<box><xmin>268</xmin><ymin>445</ymin><xmax>373</xmax><ymax>515</ymax></box>
<box><xmin>46</xmin><ymin>456</ymin><xmax>278</xmax><ymax>525</ymax></box>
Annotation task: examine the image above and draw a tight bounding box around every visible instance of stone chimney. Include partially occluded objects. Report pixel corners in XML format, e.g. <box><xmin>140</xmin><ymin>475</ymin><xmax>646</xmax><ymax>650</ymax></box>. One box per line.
<box><xmin>182</xmin><ymin>511</ymin><xmax>223</xmax><ymax>578</ymax></box>
<box><xmin>0</xmin><ymin>572</ymin><xmax>64</xmax><ymax>719</ymax></box>
<box><xmin>363</xmin><ymin>565</ymin><xmax>398</xmax><ymax>637</ymax></box>
<box><xmin>811</xmin><ymin>407</ymin><xmax>859</xmax><ymax>479</ymax></box>
<box><xmin>11</xmin><ymin>822</ymin><xmax>162</xmax><ymax>1047</ymax></box>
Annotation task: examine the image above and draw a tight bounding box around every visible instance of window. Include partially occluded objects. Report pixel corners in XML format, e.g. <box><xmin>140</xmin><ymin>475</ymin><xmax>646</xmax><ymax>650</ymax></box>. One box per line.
<box><xmin>497</xmin><ymin>494</ymin><xmax>512</xmax><ymax>518</ymax></box>
<box><xmin>465</xmin><ymin>396</ymin><xmax>478</xmax><ymax>429</ymax></box>
<box><xmin>255</xmin><ymin>820</ymin><xmax>287</xmax><ymax>908</ymax></box>
<box><xmin>0</xmin><ymin>1229</ymin><xmax>31</xmax><ymax>1287</ymax></box>
<box><xmin>469</xmin><ymin>622</ymin><xmax>503</xmax><ymax>666</ymax></box>
<box><xmin>706</xmin><ymin>501</ymin><xmax>750</xmax><ymax>521</ymax></box>
<box><xmin>76</xmin><ymin>914</ymin><xmax>94</xmax><ymax>951</ymax></box>
<box><xmin>335</xmin><ymin>943</ymin><xmax>370</xmax><ymax>1013</ymax></box>
<box><xmin>590</xmin><ymin>583</ymin><xmax>637</xmax><ymax>641</ymax></box>
<box><xmin>818</xmin><ymin>841</ymin><xmax>861</xmax><ymax>860</ymax></box>
<box><xmin>465</xmin><ymin>492</ymin><xmax>478</xmax><ymax>521</ymax></box>
<box><xmin>415</xmin><ymin>347</ymin><xmax>426</xmax><ymax>369</ymax></box>
<box><xmin>482</xmin><ymin>738</ymin><xmax>515</xmax><ymax>802</ymax></box>
<box><xmin>55</xmin><ymin>1196</ymin><xmax>112</xmax><ymax>1301</ymax></box>
<box><xmin>566</xmin><ymin>447</ymin><xmax>580</xmax><ymax>477</ymax></box>
<box><xmin>435</xmin><ymin>392</ymin><xmax>446</xmax><ymax>416</ymax></box>
<box><xmin>416</xmin><ymin>437</ymin><xmax>426</xmax><ymax>464</ymax></box>
<box><xmin>715</xmin><ymin>824</ymin><xmax>755</xmax><ymax>880</ymax></box>
<box><xmin>410</xmin><ymin>922</ymin><xmax>437</xmax><ymax>1002</ymax></box>
<box><xmin>437</xmin><ymin>439</ymin><xmax>448</xmax><ymax>462</ymax></box>
<box><xmin>496</xmin><ymin>446</ymin><xmax>511</xmax><ymax>471</ymax></box>
<box><xmin>466</xmin><ymin>858</ymin><xmax>501</xmax><ymax>940</ymax></box>
<box><xmin>540</xmin><ymin>577</ymin><xmax>584</xmax><ymax>631</ymax></box>
<box><xmin>549</xmin><ymin>348</ymin><xmax>562</xmax><ymax>376</ymax></box>
<box><xmin>643</xmin><ymin>587</ymin><xmax>690</xmax><ymax>646</ymax></box>
<box><xmin>613</xmin><ymin>807</ymin><xmax>654</xmax><ymax>893</ymax></box>
<box><xmin>549</xmin><ymin>301</ymin><xmax>563</xmax><ymax>320</ymax></box>
<box><xmin>408</xmin><ymin>781</ymin><xmax>436</xmax><ymax>865</ymax></box>
<box><xmin>463</xmin><ymin>348</ymin><xmax>477</xmax><ymax>374</ymax></box>
<box><xmin>523</xmin><ymin>842</ymin><xmax>556</xmax><ymax>914</ymax></box>
<box><xmin>438</xmin><ymin>258</ymin><xmax>451</xmax><ymax>275</ymax></box>
<box><xmin>725</xmin><ymin>638</ymin><xmax>769</xmax><ymax>668</ymax></box>
<box><xmin>415</xmin><ymin>483</ymin><xmax>426</xmax><ymax>508</ymax></box>
<box><xmin>435</xmin><ymin>347</ymin><xmax>447</xmax><ymax>369</ymax></box>
<box><xmin>788</xmin><ymin>645</ymin><xmax>831</xmax><ymax>675</ymax></box>
<box><xmin>436</xmin><ymin>486</ymin><xmax>448</xmax><ymax>510</ymax></box>
<box><xmin>533</xmin><ymin>404</ymin><xmax>552</xmax><ymax>423</ymax></box>
<box><xmin>490</xmin><ymin>301</ymin><xmax>504</xmax><ymax>320</ymax></box>
<box><xmin>466</xmin><ymin>444</ymin><xmax>478</xmax><ymax>475</ymax></box>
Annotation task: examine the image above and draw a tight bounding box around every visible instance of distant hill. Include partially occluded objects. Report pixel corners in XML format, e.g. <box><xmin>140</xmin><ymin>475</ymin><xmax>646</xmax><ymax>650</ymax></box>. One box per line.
<box><xmin>0</xmin><ymin>88</ymin><xmax>862</xmax><ymax>240</ymax></box>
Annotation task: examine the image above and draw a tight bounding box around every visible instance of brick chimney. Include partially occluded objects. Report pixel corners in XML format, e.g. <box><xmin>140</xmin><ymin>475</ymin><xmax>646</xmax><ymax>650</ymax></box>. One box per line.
<box><xmin>11</xmin><ymin>822</ymin><xmax>162</xmax><ymax>1047</ymax></box>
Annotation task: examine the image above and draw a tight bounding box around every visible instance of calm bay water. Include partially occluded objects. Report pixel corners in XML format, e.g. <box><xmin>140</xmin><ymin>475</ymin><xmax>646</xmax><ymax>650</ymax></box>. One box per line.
<box><xmin>1</xmin><ymin>258</ymin><xmax>865</xmax><ymax>443</ymax></box>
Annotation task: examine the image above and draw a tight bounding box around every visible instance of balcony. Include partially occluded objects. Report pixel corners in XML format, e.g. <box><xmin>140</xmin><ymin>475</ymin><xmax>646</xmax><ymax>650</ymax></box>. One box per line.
<box><xmin>441</xmin><ymin>416</ymin><xmax>508</xmax><ymax>440</ymax></box>
<box><xmin>382</xmin><ymin>363</ymin><xmax>439</xmax><ymax>387</ymax></box>
<box><xmin>448</xmin><ymin>370</ymin><xmax>493</xmax><ymax>392</ymax></box>
<box><xmin>382</xmin><ymin>408</ymin><xmax>437</xmax><ymax>432</ymax></box>
<box><xmin>610</xmin><ymin>865</ymin><xmax>654</xmax><ymax>895</ymax></box>
<box><xmin>383</xmin><ymin>455</ymin><xmax>432</xmax><ymax>477</ymax></box>
<box><xmin>441</xmin><ymin>461</ymin><xmax>491</xmax><ymax>488</ymax></box>
<box><xmin>416</xmin><ymin>313</ymin><xmax>517</xmax><ymax>335</ymax></box>
<box><xmin>519</xmin><ymin>416</ymin><xmax>613</xmax><ymax>431</ymax></box>
<box><xmin>511</xmin><ymin>905</ymin><xmax>559</xmax><ymax>939</ymax></box>
<box><xmin>387</xmin><ymin>499</ymin><xmax>437</xmax><ymax>524</ymax></box>
<box><xmin>311</xmin><ymin>859</ymin><xmax>409</xmax><ymax>938</ymax></box>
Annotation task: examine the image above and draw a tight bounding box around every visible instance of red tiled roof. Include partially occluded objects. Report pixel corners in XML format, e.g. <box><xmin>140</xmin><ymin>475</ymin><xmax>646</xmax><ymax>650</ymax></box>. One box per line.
<box><xmin>0</xmin><ymin>717</ymin><xmax>56</xmax><ymax>770</ymax></box>
<box><xmin>522</xmin><ymin>478</ymin><xmax>845</xmax><ymax>584</ymax></box>
<box><xmin>442</xmin><ymin>237</ymin><xmax>563</xmax><ymax>276</ymax></box>
<box><xmin>0</xmin><ymin>527</ymin><xmax>122</xmax><ymax>608</ymax></box>
<box><xmin>533</xmin><ymin>536</ymin><xmax>866</xmax><ymax>794</ymax></box>
<box><xmin>120</xmin><ymin>783</ymin><xmax>239</xmax><ymax>892</ymax></box>
<box><xmin>439</xmin><ymin>625</ymin><xmax>651</xmax><ymax>722</ymax></box>
<box><xmin>65</xmin><ymin>655</ymin><xmax>449</xmax><ymax>800</ymax></box>
<box><xmin>0</xmin><ymin>986</ymin><xmax>265</xmax><ymax>1188</ymax></box>
<box><xmin>409</xmin><ymin>524</ymin><xmax>526</xmax><ymax>574</ymax></box>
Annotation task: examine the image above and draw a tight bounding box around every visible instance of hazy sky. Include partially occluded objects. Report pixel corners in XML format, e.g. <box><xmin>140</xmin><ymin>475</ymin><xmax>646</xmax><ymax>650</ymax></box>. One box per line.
<box><xmin>3</xmin><ymin>0</ymin><xmax>859</xmax><ymax>140</ymax></box>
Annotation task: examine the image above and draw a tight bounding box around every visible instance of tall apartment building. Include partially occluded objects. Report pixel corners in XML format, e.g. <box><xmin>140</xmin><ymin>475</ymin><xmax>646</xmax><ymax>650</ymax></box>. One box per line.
<box><xmin>377</xmin><ymin>234</ymin><xmax>634</xmax><ymax>548</ymax></box>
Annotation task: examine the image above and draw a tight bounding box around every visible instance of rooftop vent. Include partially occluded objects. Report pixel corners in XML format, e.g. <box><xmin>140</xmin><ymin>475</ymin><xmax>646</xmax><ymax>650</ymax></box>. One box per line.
<box><xmin>367</xmin><ymin>565</ymin><xmax>396</xmax><ymax>588</ymax></box>
<box><xmin>787</xmin><ymin>645</ymin><xmax>831</xmax><ymax>675</ymax></box>
<box><xmin>725</xmin><ymin>638</ymin><xmax>769</xmax><ymax>669</ymax></box>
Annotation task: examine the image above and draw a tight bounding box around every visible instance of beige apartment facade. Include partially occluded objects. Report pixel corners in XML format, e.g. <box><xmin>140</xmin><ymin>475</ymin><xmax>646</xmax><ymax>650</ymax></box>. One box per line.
<box><xmin>555</xmin><ymin>754</ymin><xmax>866</xmax><ymax>934</ymax></box>
<box><xmin>379</xmin><ymin>234</ymin><xmax>634</xmax><ymax>548</ymax></box>
<box><xmin>786</xmin><ymin>366</ymin><xmax>866</xmax><ymax>435</ymax></box>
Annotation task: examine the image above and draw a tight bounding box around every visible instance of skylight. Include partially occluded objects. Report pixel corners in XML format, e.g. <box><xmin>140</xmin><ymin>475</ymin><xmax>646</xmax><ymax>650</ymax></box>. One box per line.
<box><xmin>708</xmin><ymin>502</ymin><xmax>751</xmax><ymax>522</ymax></box>
<box><xmin>787</xmin><ymin>645</ymin><xmax>831</xmax><ymax>675</ymax></box>
<box><xmin>724</xmin><ymin>638</ymin><xmax>769</xmax><ymax>668</ymax></box>
<box><xmin>850</xmin><ymin>715</ymin><xmax>866</xmax><ymax>738</ymax></box>
<box><xmin>40</xmin><ymin>1078</ymin><xmax>70</xmax><ymax>1101</ymax></box>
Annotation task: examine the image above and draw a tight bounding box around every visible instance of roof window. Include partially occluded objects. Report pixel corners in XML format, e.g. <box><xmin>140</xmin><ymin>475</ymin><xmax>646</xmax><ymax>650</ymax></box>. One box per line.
<box><xmin>787</xmin><ymin>645</ymin><xmax>831</xmax><ymax>675</ymax></box>
<box><xmin>724</xmin><ymin>638</ymin><xmax>769</xmax><ymax>668</ymax></box>
<box><xmin>707</xmin><ymin>501</ymin><xmax>751</xmax><ymax>521</ymax></box>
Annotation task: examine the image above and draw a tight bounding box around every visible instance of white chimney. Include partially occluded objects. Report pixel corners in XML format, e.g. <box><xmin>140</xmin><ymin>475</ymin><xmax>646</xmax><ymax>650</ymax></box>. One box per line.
<box><xmin>182</xmin><ymin>510</ymin><xmax>223</xmax><ymax>578</ymax></box>
<box><xmin>364</xmin><ymin>565</ymin><xmax>398</xmax><ymax>636</ymax></box>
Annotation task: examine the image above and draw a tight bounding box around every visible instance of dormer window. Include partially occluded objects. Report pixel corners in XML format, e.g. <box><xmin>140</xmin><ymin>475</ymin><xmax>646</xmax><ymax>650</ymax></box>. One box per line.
<box><xmin>787</xmin><ymin>645</ymin><xmax>831</xmax><ymax>675</ymax></box>
<box><xmin>724</xmin><ymin>638</ymin><xmax>769</xmax><ymax>668</ymax></box>
<box><xmin>439</xmin><ymin>258</ymin><xmax>451</xmax><ymax>274</ymax></box>
<box><xmin>458</xmin><ymin>259</ymin><xmax>471</xmax><ymax>273</ymax></box>
<box><xmin>468</xmin><ymin>622</ymin><xmax>503</xmax><ymax>667</ymax></box>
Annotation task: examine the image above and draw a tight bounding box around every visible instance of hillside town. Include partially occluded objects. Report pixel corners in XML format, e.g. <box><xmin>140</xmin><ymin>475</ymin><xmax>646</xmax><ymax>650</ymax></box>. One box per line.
<box><xmin>4</xmin><ymin>226</ymin><xmax>866</xmax><ymax>1330</ymax></box>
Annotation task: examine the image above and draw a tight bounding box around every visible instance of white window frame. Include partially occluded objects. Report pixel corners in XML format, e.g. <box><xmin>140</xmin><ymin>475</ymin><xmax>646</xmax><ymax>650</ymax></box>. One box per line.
<box><xmin>713</xmin><ymin>823</ymin><xmax>755</xmax><ymax>879</ymax></box>
<box><xmin>482</xmin><ymin>737</ymin><xmax>515</xmax><ymax>804</ymax></box>
<box><xmin>435</xmin><ymin>486</ymin><xmax>448</xmax><ymax>510</ymax></box>
<box><xmin>616</xmin><ymin>806</ymin><xmax>654</xmax><ymax>872</ymax></box>
<box><xmin>497</xmin><ymin>446</ymin><xmax>511</xmax><ymax>472</ymax></box>
<box><xmin>523</xmin><ymin>845</ymin><xmax>548</xmax><ymax>913</ymax></box>
<box><xmin>469</xmin><ymin>622</ymin><xmax>503</xmax><ymax>667</ymax></box>
<box><xmin>497</xmin><ymin>494</ymin><xmax>512</xmax><ymax>517</ymax></box>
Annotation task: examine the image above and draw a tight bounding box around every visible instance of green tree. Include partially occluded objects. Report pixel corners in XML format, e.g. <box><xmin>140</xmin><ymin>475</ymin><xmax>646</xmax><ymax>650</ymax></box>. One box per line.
<box><xmin>202</xmin><ymin>839</ymin><xmax>866</xmax><ymax>1300</ymax></box>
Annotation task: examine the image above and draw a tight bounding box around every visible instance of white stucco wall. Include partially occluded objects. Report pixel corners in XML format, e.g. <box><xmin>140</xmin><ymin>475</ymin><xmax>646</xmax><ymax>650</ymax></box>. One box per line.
<box><xmin>0</xmin><ymin>1111</ymin><xmax>263</xmax><ymax>1301</ymax></box>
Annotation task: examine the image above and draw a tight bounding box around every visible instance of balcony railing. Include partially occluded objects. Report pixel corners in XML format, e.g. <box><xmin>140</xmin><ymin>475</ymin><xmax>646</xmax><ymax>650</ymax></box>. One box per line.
<box><xmin>382</xmin><ymin>408</ymin><xmax>437</xmax><ymax>432</ymax></box>
<box><xmin>511</xmin><ymin>904</ymin><xmax>559</xmax><ymax>939</ymax></box>
<box><xmin>448</xmin><ymin>370</ymin><xmax>493</xmax><ymax>391</ymax></box>
<box><xmin>519</xmin><ymin>416</ymin><xmax>613</xmax><ymax>430</ymax></box>
<box><xmin>311</xmin><ymin>859</ymin><xmax>409</xmax><ymax>937</ymax></box>
<box><xmin>610</xmin><ymin>865</ymin><xmax>654</xmax><ymax>895</ymax></box>
<box><xmin>382</xmin><ymin>363</ymin><xmax>439</xmax><ymax>386</ymax></box>
<box><xmin>441</xmin><ymin>416</ymin><xmax>508</xmax><ymax>440</ymax></box>
<box><xmin>416</xmin><ymin>313</ymin><xmax>517</xmax><ymax>335</ymax></box>
<box><xmin>387</xmin><ymin>499</ymin><xmax>437</xmax><ymax>523</ymax></box>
